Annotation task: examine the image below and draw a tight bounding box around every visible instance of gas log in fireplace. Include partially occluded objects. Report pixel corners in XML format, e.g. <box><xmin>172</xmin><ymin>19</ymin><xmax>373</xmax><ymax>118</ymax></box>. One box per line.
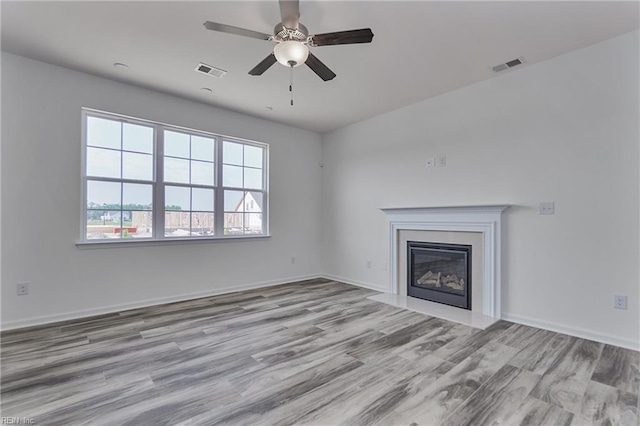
<box><xmin>407</xmin><ymin>241</ymin><xmax>471</xmax><ymax>310</ymax></box>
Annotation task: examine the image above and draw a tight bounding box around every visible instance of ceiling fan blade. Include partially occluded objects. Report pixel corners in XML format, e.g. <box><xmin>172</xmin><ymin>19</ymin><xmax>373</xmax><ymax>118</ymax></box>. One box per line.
<box><xmin>249</xmin><ymin>53</ymin><xmax>278</xmax><ymax>76</ymax></box>
<box><xmin>305</xmin><ymin>52</ymin><xmax>336</xmax><ymax>81</ymax></box>
<box><xmin>310</xmin><ymin>28</ymin><xmax>374</xmax><ymax>46</ymax></box>
<box><xmin>203</xmin><ymin>21</ymin><xmax>271</xmax><ymax>41</ymax></box>
<box><xmin>279</xmin><ymin>0</ymin><xmax>300</xmax><ymax>29</ymax></box>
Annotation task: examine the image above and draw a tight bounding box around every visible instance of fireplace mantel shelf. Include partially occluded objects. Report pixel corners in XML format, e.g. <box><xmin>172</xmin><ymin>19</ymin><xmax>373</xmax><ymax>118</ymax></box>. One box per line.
<box><xmin>380</xmin><ymin>205</ymin><xmax>511</xmax><ymax>214</ymax></box>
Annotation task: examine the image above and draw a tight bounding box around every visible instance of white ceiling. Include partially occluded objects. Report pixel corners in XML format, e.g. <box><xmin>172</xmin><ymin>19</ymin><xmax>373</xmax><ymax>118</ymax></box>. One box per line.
<box><xmin>2</xmin><ymin>1</ymin><xmax>638</xmax><ymax>133</ymax></box>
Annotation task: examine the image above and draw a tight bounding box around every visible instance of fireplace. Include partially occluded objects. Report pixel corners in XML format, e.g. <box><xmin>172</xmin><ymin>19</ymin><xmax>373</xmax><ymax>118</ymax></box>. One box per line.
<box><xmin>407</xmin><ymin>241</ymin><xmax>472</xmax><ymax>310</ymax></box>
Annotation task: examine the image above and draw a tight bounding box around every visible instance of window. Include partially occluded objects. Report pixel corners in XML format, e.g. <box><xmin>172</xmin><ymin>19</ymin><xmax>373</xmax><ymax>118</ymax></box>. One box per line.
<box><xmin>82</xmin><ymin>110</ymin><xmax>268</xmax><ymax>242</ymax></box>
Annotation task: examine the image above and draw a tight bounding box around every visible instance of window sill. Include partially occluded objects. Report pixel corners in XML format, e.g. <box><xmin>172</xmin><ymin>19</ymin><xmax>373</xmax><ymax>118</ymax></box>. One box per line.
<box><xmin>76</xmin><ymin>235</ymin><xmax>271</xmax><ymax>249</ymax></box>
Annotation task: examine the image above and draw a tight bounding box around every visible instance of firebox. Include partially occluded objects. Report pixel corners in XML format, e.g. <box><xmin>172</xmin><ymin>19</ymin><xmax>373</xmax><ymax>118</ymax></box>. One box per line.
<box><xmin>407</xmin><ymin>241</ymin><xmax>471</xmax><ymax>309</ymax></box>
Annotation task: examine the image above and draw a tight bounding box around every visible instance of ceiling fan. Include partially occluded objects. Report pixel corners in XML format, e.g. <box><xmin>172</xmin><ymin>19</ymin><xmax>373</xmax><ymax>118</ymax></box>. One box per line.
<box><xmin>203</xmin><ymin>0</ymin><xmax>374</xmax><ymax>82</ymax></box>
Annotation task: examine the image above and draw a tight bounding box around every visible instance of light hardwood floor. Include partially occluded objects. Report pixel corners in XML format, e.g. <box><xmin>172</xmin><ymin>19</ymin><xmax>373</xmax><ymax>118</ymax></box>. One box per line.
<box><xmin>1</xmin><ymin>279</ymin><xmax>638</xmax><ymax>425</ymax></box>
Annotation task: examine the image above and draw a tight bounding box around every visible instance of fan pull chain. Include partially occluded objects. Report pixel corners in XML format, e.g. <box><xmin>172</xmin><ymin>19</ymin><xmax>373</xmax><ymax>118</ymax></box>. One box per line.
<box><xmin>289</xmin><ymin>65</ymin><xmax>294</xmax><ymax>106</ymax></box>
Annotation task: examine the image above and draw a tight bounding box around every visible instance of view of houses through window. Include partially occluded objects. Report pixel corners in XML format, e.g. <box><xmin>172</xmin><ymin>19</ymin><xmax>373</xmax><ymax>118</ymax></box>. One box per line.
<box><xmin>83</xmin><ymin>110</ymin><xmax>267</xmax><ymax>241</ymax></box>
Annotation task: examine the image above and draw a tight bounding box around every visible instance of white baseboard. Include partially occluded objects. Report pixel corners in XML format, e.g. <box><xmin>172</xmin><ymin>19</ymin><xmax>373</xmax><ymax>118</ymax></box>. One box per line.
<box><xmin>321</xmin><ymin>274</ymin><xmax>387</xmax><ymax>293</ymax></box>
<box><xmin>4</xmin><ymin>274</ymin><xmax>637</xmax><ymax>352</ymax></box>
<box><xmin>0</xmin><ymin>274</ymin><xmax>322</xmax><ymax>332</ymax></box>
<box><xmin>502</xmin><ymin>312</ymin><xmax>640</xmax><ymax>351</ymax></box>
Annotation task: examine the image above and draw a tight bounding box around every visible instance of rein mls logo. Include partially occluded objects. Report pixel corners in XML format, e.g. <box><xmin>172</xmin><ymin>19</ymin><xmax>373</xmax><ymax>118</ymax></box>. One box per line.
<box><xmin>1</xmin><ymin>418</ymin><xmax>34</xmax><ymax>425</ymax></box>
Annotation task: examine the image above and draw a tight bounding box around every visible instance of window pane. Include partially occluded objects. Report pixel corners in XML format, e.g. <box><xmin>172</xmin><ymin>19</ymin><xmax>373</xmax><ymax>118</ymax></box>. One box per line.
<box><xmin>244</xmin><ymin>145</ymin><xmax>263</xmax><ymax>168</ymax></box>
<box><xmin>191</xmin><ymin>161</ymin><xmax>214</xmax><ymax>186</ymax></box>
<box><xmin>123</xmin><ymin>123</ymin><xmax>153</xmax><ymax>153</ymax></box>
<box><xmin>87</xmin><ymin>147</ymin><xmax>120</xmax><ymax>178</ymax></box>
<box><xmin>164</xmin><ymin>157</ymin><xmax>189</xmax><ymax>184</ymax></box>
<box><xmin>130</xmin><ymin>211</ymin><xmax>153</xmax><ymax>238</ymax></box>
<box><xmin>244</xmin><ymin>213</ymin><xmax>263</xmax><ymax>234</ymax></box>
<box><xmin>87</xmin><ymin>180</ymin><xmax>121</xmax><ymax>209</ymax></box>
<box><xmin>119</xmin><ymin>211</ymin><xmax>141</xmax><ymax>239</ymax></box>
<box><xmin>223</xmin><ymin>165</ymin><xmax>242</xmax><ymax>187</ymax></box>
<box><xmin>223</xmin><ymin>141</ymin><xmax>243</xmax><ymax>165</ymax></box>
<box><xmin>224</xmin><ymin>190</ymin><xmax>244</xmax><ymax>212</ymax></box>
<box><xmin>165</xmin><ymin>131</ymin><xmax>190</xmax><ymax>158</ymax></box>
<box><xmin>244</xmin><ymin>167</ymin><xmax>262</xmax><ymax>190</ymax></box>
<box><xmin>86</xmin><ymin>210</ymin><xmax>122</xmax><ymax>239</ymax></box>
<box><xmin>87</xmin><ymin>117</ymin><xmax>121</xmax><ymax>149</ymax></box>
<box><xmin>123</xmin><ymin>152</ymin><xmax>153</xmax><ymax>181</ymax></box>
<box><xmin>123</xmin><ymin>183</ymin><xmax>152</xmax><ymax>210</ymax></box>
<box><xmin>224</xmin><ymin>213</ymin><xmax>243</xmax><ymax>235</ymax></box>
<box><xmin>165</xmin><ymin>186</ymin><xmax>190</xmax><ymax>211</ymax></box>
<box><xmin>248</xmin><ymin>191</ymin><xmax>264</xmax><ymax>212</ymax></box>
<box><xmin>191</xmin><ymin>212</ymin><xmax>214</xmax><ymax>236</ymax></box>
<box><xmin>192</xmin><ymin>188</ymin><xmax>214</xmax><ymax>212</ymax></box>
<box><xmin>246</xmin><ymin>192</ymin><xmax>263</xmax><ymax>212</ymax></box>
<box><xmin>165</xmin><ymin>211</ymin><xmax>191</xmax><ymax>237</ymax></box>
<box><xmin>191</xmin><ymin>136</ymin><xmax>214</xmax><ymax>162</ymax></box>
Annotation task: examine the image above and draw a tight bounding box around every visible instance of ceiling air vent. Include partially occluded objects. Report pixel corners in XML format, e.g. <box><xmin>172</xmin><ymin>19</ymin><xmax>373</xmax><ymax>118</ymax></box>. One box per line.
<box><xmin>195</xmin><ymin>62</ymin><xmax>227</xmax><ymax>78</ymax></box>
<box><xmin>492</xmin><ymin>57</ymin><xmax>524</xmax><ymax>73</ymax></box>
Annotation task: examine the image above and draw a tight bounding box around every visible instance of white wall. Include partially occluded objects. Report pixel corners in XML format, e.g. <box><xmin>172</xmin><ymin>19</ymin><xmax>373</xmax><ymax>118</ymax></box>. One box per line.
<box><xmin>321</xmin><ymin>31</ymin><xmax>640</xmax><ymax>349</ymax></box>
<box><xmin>1</xmin><ymin>52</ymin><xmax>323</xmax><ymax>328</ymax></box>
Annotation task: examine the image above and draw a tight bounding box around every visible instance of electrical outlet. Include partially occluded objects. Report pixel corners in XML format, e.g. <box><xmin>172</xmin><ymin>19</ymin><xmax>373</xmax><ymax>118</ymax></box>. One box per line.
<box><xmin>17</xmin><ymin>283</ymin><xmax>29</xmax><ymax>296</ymax></box>
<box><xmin>614</xmin><ymin>295</ymin><xmax>627</xmax><ymax>310</ymax></box>
<box><xmin>366</xmin><ymin>260</ymin><xmax>372</xmax><ymax>269</ymax></box>
<box><xmin>438</xmin><ymin>156</ymin><xmax>447</xmax><ymax>167</ymax></box>
<box><xmin>425</xmin><ymin>157</ymin><xmax>435</xmax><ymax>168</ymax></box>
<box><xmin>290</xmin><ymin>256</ymin><xmax>296</xmax><ymax>264</ymax></box>
<box><xmin>539</xmin><ymin>202</ymin><xmax>555</xmax><ymax>215</ymax></box>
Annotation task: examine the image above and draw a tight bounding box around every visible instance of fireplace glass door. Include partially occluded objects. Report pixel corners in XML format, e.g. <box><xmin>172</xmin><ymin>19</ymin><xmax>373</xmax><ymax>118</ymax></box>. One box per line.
<box><xmin>408</xmin><ymin>241</ymin><xmax>471</xmax><ymax>309</ymax></box>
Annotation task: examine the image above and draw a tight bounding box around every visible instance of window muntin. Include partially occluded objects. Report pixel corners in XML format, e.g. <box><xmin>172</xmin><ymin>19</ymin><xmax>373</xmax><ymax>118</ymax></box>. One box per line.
<box><xmin>82</xmin><ymin>110</ymin><xmax>267</xmax><ymax>242</ymax></box>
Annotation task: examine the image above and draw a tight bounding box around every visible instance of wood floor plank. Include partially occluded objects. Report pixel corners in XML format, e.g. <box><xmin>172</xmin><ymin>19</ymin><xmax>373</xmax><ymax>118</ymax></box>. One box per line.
<box><xmin>530</xmin><ymin>338</ymin><xmax>604</xmax><ymax>414</ymax></box>
<box><xmin>373</xmin><ymin>309</ymin><xmax>432</xmax><ymax>335</ymax></box>
<box><xmin>572</xmin><ymin>380</ymin><xmax>638</xmax><ymax>426</ymax></box>
<box><xmin>0</xmin><ymin>372</ymin><xmax>107</xmax><ymax>416</ymax></box>
<box><xmin>347</xmin><ymin>318</ymin><xmax>444</xmax><ymax>363</ymax></box>
<box><xmin>264</xmin><ymin>355</ymin><xmax>418</xmax><ymax>426</ymax></box>
<box><xmin>381</xmin><ymin>341</ymin><xmax>518</xmax><ymax>425</ymax></box>
<box><xmin>496</xmin><ymin>323</ymin><xmax>557</xmax><ymax>350</ymax></box>
<box><xmin>395</xmin><ymin>321</ymin><xmax>472</xmax><ymax>361</ymax></box>
<box><xmin>508</xmin><ymin>331</ymin><xmax>576</xmax><ymax>375</ymax></box>
<box><xmin>252</xmin><ymin>326</ymin><xmax>385</xmax><ymax>366</ymax></box>
<box><xmin>5</xmin><ymin>374</ymin><xmax>156</xmax><ymax>422</ymax></box>
<box><xmin>307</xmin><ymin>355</ymin><xmax>455</xmax><ymax>426</ymax></box>
<box><xmin>505</xmin><ymin>396</ymin><xmax>574</xmax><ymax>426</ymax></box>
<box><xmin>440</xmin><ymin>364</ymin><xmax>541</xmax><ymax>426</ymax></box>
<box><xmin>591</xmin><ymin>344</ymin><xmax>640</xmax><ymax>395</ymax></box>
<box><xmin>175</xmin><ymin>353</ymin><xmax>364</xmax><ymax>425</ymax></box>
<box><xmin>431</xmin><ymin>320</ymin><xmax>513</xmax><ymax>364</ymax></box>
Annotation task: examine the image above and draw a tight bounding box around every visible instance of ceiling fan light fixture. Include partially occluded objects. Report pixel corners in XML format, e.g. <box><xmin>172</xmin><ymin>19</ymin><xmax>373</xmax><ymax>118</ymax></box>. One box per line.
<box><xmin>273</xmin><ymin>41</ymin><xmax>309</xmax><ymax>67</ymax></box>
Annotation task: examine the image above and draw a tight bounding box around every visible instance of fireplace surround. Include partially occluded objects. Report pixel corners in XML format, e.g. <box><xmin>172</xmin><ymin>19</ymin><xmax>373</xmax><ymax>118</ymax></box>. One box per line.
<box><xmin>375</xmin><ymin>205</ymin><xmax>510</xmax><ymax>326</ymax></box>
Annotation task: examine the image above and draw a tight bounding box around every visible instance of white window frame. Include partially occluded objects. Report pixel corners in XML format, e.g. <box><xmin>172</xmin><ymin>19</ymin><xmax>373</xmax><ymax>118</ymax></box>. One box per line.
<box><xmin>79</xmin><ymin>108</ymin><xmax>269</xmax><ymax>246</ymax></box>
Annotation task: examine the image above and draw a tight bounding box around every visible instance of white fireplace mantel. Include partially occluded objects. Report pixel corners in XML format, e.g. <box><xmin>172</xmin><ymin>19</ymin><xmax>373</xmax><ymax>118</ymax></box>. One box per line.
<box><xmin>379</xmin><ymin>205</ymin><xmax>510</xmax><ymax>320</ymax></box>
